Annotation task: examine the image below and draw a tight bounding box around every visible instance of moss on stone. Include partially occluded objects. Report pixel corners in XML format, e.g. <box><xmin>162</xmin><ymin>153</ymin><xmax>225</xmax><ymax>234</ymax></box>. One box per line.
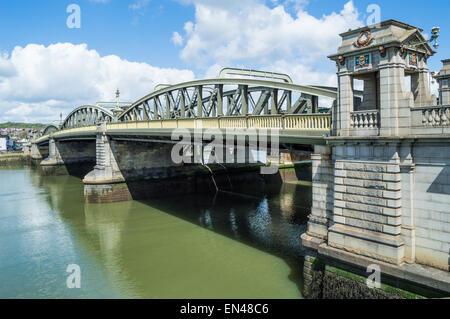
<box><xmin>324</xmin><ymin>265</ymin><xmax>426</xmax><ymax>299</ymax></box>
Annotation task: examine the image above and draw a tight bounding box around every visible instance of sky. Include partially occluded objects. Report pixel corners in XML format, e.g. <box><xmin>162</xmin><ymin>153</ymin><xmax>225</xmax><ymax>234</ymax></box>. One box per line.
<box><xmin>0</xmin><ymin>0</ymin><xmax>449</xmax><ymax>123</ymax></box>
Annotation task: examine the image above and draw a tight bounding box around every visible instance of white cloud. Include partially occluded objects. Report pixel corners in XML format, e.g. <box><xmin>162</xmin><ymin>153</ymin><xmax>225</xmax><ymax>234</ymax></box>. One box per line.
<box><xmin>0</xmin><ymin>43</ymin><xmax>195</xmax><ymax>123</ymax></box>
<box><xmin>0</xmin><ymin>52</ymin><xmax>16</xmax><ymax>77</ymax></box>
<box><xmin>129</xmin><ymin>0</ymin><xmax>151</xmax><ymax>11</ymax></box>
<box><xmin>171</xmin><ymin>32</ymin><xmax>184</xmax><ymax>46</ymax></box>
<box><xmin>175</xmin><ymin>0</ymin><xmax>362</xmax><ymax>86</ymax></box>
<box><xmin>271</xmin><ymin>0</ymin><xmax>310</xmax><ymax>11</ymax></box>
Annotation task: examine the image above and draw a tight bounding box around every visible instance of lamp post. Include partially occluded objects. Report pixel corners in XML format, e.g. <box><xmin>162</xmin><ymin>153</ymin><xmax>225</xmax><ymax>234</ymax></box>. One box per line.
<box><xmin>410</xmin><ymin>26</ymin><xmax>440</xmax><ymax>50</ymax></box>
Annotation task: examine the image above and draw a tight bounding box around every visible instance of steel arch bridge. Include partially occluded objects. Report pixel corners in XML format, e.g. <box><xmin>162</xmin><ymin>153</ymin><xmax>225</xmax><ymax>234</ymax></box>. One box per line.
<box><xmin>117</xmin><ymin>78</ymin><xmax>336</xmax><ymax>123</ymax></box>
<box><xmin>60</xmin><ymin>105</ymin><xmax>116</xmax><ymax>130</ymax></box>
<box><xmin>36</xmin><ymin>69</ymin><xmax>337</xmax><ymax>144</ymax></box>
<box><xmin>42</xmin><ymin>124</ymin><xmax>60</xmax><ymax>136</ymax></box>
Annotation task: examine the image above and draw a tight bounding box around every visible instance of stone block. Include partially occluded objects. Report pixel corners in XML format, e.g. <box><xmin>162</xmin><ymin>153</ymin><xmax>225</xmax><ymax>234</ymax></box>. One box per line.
<box><xmin>381</xmin><ymin>207</ymin><xmax>402</xmax><ymax>217</ymax></box>
<box><xmin>383</xmin><ymin>224</ymin><xmax>402</xmax><ymax>235</ymax></box>
<box><xmin>334</xmin><ymin>169</ymin><xmax>347</xmax><ymax>178</ymax></box>
<box><xmin>346</xmin><ymin>185</ymin><xmax>383</xmax><ymax>197</ymax></box>
<box><xmin>383</xmin><ymin>173</ymin><xmax>401</xmax><ymax>182</ymax></box>
<box><xmin>428</xmin><ymin>230</ymin><xmax>449</xmax><ymax>243</ymax></box>
<box><xmin>347</xmin><ymin>170</ymin><xmax>383</xmax><ymax>181</ymax></box>
<box><xmin>383</xmin><ymin>190</ymin><xmax>402</xmax><ymax>200</ymax></box>
<box><xmin>343</xmin><ymin>193</ymin><xmax>387</xmax><ymax>206</ymax></box>
<box><xmin>386</xmin><ymin>182</ymin><xmax>401</xmax><ymax>191</ymax></box>
<box><xmin>345</xmin><ymin>201</ymin><xmax>383</xmax><ymax>214</ymax></box>
<box><xmin>343</xmin><ymin>209</ymin><xmax>388</xmax><ymax>224</ymax></box>
<box><xmin>334</xmin><ymin>200</ymin><xmax>346</xmax><ymax>208</ymax></box>
<box><xmin>335</xmin><ymin>161</ymin><xmax>344</xmax><ymax>169</ymax></box>
<box><xmin>333</xmin><ymin>215</ymin><xmax>346</xmax><ymax>224</ymax></box>
<box><xmin>387</xmin><ymin>216</ymin><xmax>402</xmax><ymax>226</ymax></box>
<box><xmin>416</xmin><ymin>237</ymin><xmax>442</xmax><ymax>251</ymax></box>
<box><xmin>387</xmin><ymin>199</ymin><xmax>402</xmax><ymax>208</ymax></box>
<box><xmin>328</xmin><ymin>224</ymin><xmax>405</xmax><ymax>264</ymax></box>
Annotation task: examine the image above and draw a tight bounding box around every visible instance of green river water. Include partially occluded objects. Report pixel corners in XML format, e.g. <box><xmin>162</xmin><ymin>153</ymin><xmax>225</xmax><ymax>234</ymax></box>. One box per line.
<box><xmin>0</xmin><ymin>167</ymin><xmax>311</xmax><ymax>298</ymax></box>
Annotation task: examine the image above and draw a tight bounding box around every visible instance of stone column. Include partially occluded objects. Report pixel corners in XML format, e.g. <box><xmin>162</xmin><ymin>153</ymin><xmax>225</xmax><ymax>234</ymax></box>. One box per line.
<box><xmin>337</xmin><ymin>72</ymin><xmax>353</xmax><ymax>137</ymax></box>
<box><xmin>30</xmin><ymin>142</ymin><xmax>42</xmax><ymax>160</ymax></box>
<box><xmin>83</xmin><ymin>123</ymin><xmax>128</xmax><ymax>203</ymax></box>
<box><xmin>301</xmin><ymin>145</ymin><xmax>333</xmax><ymax>250</ymax></box>
<box><xmin>379</xmin><ymin>63</ymin><xmax>404</xmax><ymax>136</ymax></box>
<box><xmin>39</xmin><ymin>134</ymin><xmax>69</xmax><ymax>175</ymax></box>
<box><xmin>399</xmin><ymin>142</ymin><xmax>416</xmax><ymax>263</ymax></box>
<box><xmin>40</xmin><ymin>135</ymin><xmax>63</xmax><ymax>166</ymax></box>
<box><xmin>83</xmin><ymin>122</ymin><xmax>124</xmax><ymax>185</ymax></box>
<box><xmin>411</xmin><ymin>68</ymin><xmax>434</xmax><ymax>107</ymax></box>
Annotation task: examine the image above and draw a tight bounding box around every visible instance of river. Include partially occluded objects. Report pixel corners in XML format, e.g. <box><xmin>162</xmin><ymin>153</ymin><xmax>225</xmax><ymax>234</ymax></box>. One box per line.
<box><xmin>0</xmin><ymin>167</ymin><xmax>311</xmax><ymax>298</ymax></box>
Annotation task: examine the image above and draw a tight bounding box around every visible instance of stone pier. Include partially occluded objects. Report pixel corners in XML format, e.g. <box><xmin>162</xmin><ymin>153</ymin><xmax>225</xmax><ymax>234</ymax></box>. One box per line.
<box><xmin>38</xmin><ymin>133</ymin><xmax>96</xmax><ymax>176</ymax></box>
<box><xmin>81</xmin><ymin>123</ymin><xmax>309</xmax><ymax>203</ymax></box>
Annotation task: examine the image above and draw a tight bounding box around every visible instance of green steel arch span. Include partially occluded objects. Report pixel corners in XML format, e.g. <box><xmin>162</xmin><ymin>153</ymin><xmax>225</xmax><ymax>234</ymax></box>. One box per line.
<box><xmin>61</xmin><ymin>105</ymin><xmax>116</xmax><ymax>130</ymax></box>
<box><xmin>117</xmin><ymin>78</ymin><xmax>337</xmax><ymax>122</ymax></box>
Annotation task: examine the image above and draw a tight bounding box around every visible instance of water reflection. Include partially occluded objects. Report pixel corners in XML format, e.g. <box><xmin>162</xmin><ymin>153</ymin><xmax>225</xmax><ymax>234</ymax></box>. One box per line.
<box><xmin>1</xmin><ymin>168</ymin><xmax>311</xmax><ymax>298</ymax></box>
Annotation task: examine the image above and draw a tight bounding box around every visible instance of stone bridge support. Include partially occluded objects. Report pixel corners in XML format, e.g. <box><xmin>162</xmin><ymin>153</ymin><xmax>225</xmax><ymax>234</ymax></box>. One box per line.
<box><xmin>302</xmin><ymin>145</ymin><xmax>333</xmax><ymax>248</ymax></box>
<box><xmin>83</xmin><ymin>123</ymin><xmax>184</xmax><ymax>203</ymax></box>
<box><xmin>301</xmin><ymin>20</ymin><xmax>450</xmax><ymax>298</ymax></box>
<box><xmin>83</xmin><ymin>124</ymin><xmax>125</xmax><ymax>185</ymax></box>
<box><xmin>31</xmin><ymin>142</ymin><xmax>44</xmax><ymax>163</ymax></box>
<box><xmin>39</xmin><ymin>133</ymin><xmax>96</xmax><ymax>176</ymax></box>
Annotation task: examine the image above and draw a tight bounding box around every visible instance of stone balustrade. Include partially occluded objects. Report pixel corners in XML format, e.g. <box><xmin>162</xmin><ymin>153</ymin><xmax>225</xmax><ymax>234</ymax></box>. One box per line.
<box><xmin>35</xmin><ymin>114</ymin><xmax>332</xmax><ymax>144</ymax></box>
<box><xmin>418</xmin><ymin>105</ymin><xmax>450</xmax><ymax>127</ymax></box>
<box><xmin>350</xmin><ymin>110</ymin><xmax>379</xmax><ymax>129</ymax></box>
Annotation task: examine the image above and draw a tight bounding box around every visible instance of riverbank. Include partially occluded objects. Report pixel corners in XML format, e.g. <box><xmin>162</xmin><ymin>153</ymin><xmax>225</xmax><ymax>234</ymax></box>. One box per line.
<box><xmin>0</xmin><ymin>153</ymin><xmax>31</xmax><ymax>166</ymax></box>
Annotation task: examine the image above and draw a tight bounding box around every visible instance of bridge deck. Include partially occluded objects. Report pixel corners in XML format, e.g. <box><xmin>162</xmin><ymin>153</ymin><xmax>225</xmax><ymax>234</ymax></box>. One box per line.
<box><xmin>35</xmin><ymin>114</ymin><xmax>331</xmax><ymax>145</ymax></box>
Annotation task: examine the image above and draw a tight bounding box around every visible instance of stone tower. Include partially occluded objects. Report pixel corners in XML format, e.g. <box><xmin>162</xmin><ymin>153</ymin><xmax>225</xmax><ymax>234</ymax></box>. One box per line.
<box><xmin>435</xmin><ymin>59</ymin><xmax>450</xmax><ymax>105</ymax></box>
<box><xmin>302</xmin><ymin>20</ymin><xmax>450</xmax><ymax>275</ymax></box>
<box><xmin>329</xmin><ymin>20</ymin><xmax>436</xmax><ymax>137</ymax></box>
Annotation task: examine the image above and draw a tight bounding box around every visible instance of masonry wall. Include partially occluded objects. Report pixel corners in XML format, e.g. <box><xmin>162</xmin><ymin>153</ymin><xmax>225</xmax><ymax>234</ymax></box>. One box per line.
<box><xmin>109</xmin><ymin>140</ymin><xmax>181</xmax><ymax>180</ymax></box>
<box><xmin>412</xmin><ymin>142</ymin><xmax>450</xmax><ymax>271</ymax></box>
<box><xmin>326</xmin><ymin>140</ymin><xmax>450</xmax><ymax>271</ymax></box>
<box><xmin>329</xmin><ymin>142</ymin><xmax>405</xmax><ymax>264</ymax></box>
<box><xmin>58</xmin><ymin>140</ymin><xmax>96</xmax><ymax>163</ymax></box>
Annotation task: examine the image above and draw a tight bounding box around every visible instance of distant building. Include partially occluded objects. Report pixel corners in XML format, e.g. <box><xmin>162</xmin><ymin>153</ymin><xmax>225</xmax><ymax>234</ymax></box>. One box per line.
<box><xmin>0</xmin><ymin>135</ymin><xmax>8</xmax><ymax>152</ymax></box>
<box><xmin>0</xmin><ymin>135</ymin><xmax>15</xmax><ymax>152</ymax></box>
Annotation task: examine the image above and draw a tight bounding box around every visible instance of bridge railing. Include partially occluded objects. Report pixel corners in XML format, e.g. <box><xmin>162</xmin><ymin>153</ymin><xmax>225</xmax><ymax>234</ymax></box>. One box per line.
<box><xmin>411</xmin><ymin>105</ymin><xmax>450</xmax><ymax>127</ymax></box>
<box><xmin>34</xmin><ymin>114</ymin><xmax>331</xmax><ymax>144</ymax></box>
<box><xmin>350</xmin><ymin>110</ymin><xmax>379</xmax><ymax>129</ymax></box>
<box><xmin>107</xmin><ymin>114</ymin><xmax>331</xmax><ymax>131</ymax></box>
<box><xmin>410</xmin><ymin>105</ymin><xmax>450</xmax><ymax>134</ymax></box>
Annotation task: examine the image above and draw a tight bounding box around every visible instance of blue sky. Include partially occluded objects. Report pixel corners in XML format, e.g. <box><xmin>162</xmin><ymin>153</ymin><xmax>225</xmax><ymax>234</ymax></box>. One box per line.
<box><xmin>0</xmin><ymin>0</ymin><xmax>448</xmax><ymax>122</ymax></box>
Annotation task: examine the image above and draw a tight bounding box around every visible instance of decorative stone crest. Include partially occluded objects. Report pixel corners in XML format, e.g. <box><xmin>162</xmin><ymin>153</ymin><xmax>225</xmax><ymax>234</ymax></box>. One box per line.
<box><xmin>338</xmin><ymin>55</ymin><xmax>345</xmax><ymax>66</ymax></box>
<box><xmin>353</xmin><ymin>30</ymin><xmax>374</xmax><ymax>48</ymax></box>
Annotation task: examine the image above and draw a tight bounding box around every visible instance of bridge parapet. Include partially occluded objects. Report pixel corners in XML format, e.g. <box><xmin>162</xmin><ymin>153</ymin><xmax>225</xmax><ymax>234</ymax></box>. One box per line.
<box><xmin>34</xmin><ymin>113</ymin><xmax>332</xmax><ymax>146</ymax></box>
<box><xmin>411</xmin><ymin>104</ymin><xmax>450</xmax><ymax>133</ymax></box>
